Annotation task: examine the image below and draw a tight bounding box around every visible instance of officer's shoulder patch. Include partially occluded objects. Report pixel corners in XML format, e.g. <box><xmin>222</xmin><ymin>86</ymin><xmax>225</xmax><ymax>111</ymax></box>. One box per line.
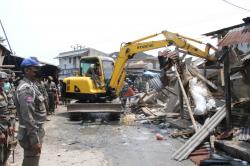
<box><xmin>18</xmin><ymin>84</ymin><xmax>31</xmax><ymax>91</ymax></box>
<box><xmin>25</xmin><ymin>95</ymin><xmax>34</xmax><ymax>103</ymax></box>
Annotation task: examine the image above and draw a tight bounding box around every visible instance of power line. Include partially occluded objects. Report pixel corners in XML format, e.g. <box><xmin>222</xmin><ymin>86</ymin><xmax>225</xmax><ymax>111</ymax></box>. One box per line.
<box><xmin>222</xmin><ymin>0</ymin><xmax>250</xmax><ymax>12</ymax></box>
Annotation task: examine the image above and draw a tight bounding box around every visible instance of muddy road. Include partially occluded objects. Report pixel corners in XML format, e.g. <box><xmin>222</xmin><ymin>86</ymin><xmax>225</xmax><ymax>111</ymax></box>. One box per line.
<box><xmin>11</xmin><ymin>105</ymin><xmax>194</xmax><ymax>166</ymax></box>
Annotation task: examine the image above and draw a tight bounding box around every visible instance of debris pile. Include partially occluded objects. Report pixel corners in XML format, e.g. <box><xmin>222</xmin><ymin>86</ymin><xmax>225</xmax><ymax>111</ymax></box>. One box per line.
<box><xmin>123</xmin><ymin>47</ymin><xmax>250</xmax><ymax>165</ymax></box>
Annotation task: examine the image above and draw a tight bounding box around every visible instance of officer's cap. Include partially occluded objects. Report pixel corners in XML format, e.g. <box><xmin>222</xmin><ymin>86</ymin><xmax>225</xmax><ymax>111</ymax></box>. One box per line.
<box><xmin>20</xmin><ymin>57</ymin><xmax>43</xmax><ymax>68</ymax></box>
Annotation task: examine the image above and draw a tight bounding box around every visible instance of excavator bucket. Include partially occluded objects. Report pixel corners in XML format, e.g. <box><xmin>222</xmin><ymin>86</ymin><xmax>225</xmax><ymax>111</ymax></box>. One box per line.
<box><xmin>67</xmin><ymin>103</ymin><xmax>122</xmax><ymax>121</ymax></box>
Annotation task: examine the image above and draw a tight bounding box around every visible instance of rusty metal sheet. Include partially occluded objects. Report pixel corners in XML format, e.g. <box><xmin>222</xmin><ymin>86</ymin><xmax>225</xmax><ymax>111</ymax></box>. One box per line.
<box><xmin>218</xmin><ymin>25</ymin><xmax>250</xmax><ymax>46</ymax></box>
<box><xmin>235</xmin><ymin>127</ymin><xmax>250</xmax><ymax>142</ymax></box>
<box><xmin>189</xmin><ymin>146</ymin><xmax>210</xmax><ymax>166</ymax></box>
<box><xmin>67</xmin><ymin>103</ymin><xmax>122</xmax><ymax>113</ymax></box>
<box><xmin>172</xmin><ymin>106</ymin><xmax>226</xmax><ymax>161</ymax></box>
<box><xmin>242</xmin><ymin>53</ymin><xmax>250</xmax><ymax>62</ymax></box>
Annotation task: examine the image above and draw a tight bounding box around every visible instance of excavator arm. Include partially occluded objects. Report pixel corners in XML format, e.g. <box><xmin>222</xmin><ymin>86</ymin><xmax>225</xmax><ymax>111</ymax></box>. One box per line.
<box><xmin>109</xmin><ymin>31</ymin><xmax>217</xmax><ymax>96</ymax></box>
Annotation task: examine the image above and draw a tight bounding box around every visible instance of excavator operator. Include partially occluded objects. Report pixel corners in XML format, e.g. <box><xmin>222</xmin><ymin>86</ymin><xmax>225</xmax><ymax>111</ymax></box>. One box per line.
<box><xmin>87</xmin><ymin>62</ymin><xmax>102</xmax><ymax>88</ymax></box>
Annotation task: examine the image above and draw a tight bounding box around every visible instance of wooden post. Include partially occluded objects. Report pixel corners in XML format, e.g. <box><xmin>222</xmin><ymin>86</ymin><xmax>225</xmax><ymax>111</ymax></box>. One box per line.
<box><xmin>223</xmin><ymin>47</ymin><xmax>232</xmax><ymax>130</ymax></box>
<box><xmin>179</xmin><ymin>84</ymin><xmax>184</xmax><ymax>119</ymax></box>
<box><xmin>175</xmin><ymin>64</ymin><xmax>198</xmax><ymax>132</ymax></box>
<box><xmin>203</xmin><ymin>63</ymin><xmax>207</xmax><ymax>78</ymax></box>
<box><xmin>175</xmin><ymin>47</ymin><xmax>184</xmax><ymax>119</ymax></box>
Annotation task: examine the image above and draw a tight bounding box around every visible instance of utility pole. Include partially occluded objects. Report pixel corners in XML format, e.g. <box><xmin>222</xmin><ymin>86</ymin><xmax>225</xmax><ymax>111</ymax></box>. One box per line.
<box><xmin>0</xmin><ymin>19</ymin><xmax>13</xmax><ymax>53</ymax></box>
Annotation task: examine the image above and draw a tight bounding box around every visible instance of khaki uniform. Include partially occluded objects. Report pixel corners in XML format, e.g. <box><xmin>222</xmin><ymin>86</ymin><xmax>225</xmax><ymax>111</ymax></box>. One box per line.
<box><xmin>14</xmin><ymin>77</ymin><xmax>46</xmax><ymax>166</ymax></box>
<box><xmin>45</xmin><ymin>81</ymin><xmax>57</xmax><ymax>113</ymax></box>
<box><xmin>36</xmin><ymin>81</ymin><xmax>49</xmax><ymax>115</ymax></box>
<box><xmin>0</xmin><ymin>90</ymin><xmax>16</xmax><ymax>166</ymax></box>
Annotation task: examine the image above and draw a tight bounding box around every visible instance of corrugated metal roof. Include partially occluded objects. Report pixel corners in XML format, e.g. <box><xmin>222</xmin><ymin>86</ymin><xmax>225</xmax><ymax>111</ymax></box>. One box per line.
<box><xmin>172</xmin><ymin>106</ymin><xmax>226</xmax><ymax>161</ymax></box>
<box><xmin>242</xmin><ymin>53</ymin><xmax>250</xmax><ymax>62</ymax></box>
<box><xmin>218</xmin><ymin>25</ymin><xmax>250</xmax><ymax>46</ymax></box>
<box><xmin>0</xmin><ymin>44</ymin><xmax>10</xmax><ymax>53</ymax></box>
<box><xmin>235</xmin><ymin>127</ymin><xmax>250</xmax><ymax>141</ymax></box>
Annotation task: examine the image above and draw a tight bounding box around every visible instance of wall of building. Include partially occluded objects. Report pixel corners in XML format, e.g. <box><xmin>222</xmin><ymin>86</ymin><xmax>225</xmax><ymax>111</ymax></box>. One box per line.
<box><xmin>89</xmin><ymin>49</ymin><xmax>107</xmax><ymax>57</ymax></box>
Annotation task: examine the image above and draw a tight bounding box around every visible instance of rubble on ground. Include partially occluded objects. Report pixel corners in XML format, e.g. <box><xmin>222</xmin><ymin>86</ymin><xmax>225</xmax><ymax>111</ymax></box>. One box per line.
<box><xmin>123</xmin><ymin>52</ymin><xmax>250</xmax><ymax>165</ymax></box>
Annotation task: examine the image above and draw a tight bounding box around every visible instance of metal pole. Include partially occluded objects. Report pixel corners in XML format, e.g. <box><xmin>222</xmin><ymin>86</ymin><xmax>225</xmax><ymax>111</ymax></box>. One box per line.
<box><xmin>223</xmin><ymin>46</ymin><xmax>232</xmax><ymax>130</ymax></box>
<box><xmin>0</xmin><ymin>19</ymin><xmax>13</xmax><ymax>53</ymax></box>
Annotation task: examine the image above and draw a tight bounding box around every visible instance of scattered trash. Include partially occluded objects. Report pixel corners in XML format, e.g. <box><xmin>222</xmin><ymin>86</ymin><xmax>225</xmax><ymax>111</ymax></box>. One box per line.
<box><xmin>120</xmin><ymin>114</ymin><xmax>136</xmax><ymax>126</ymax></box>
<box><xmin>155</xmin><ymin>133</ymin><xmax>164</xmax><ymax>140</ymax></box>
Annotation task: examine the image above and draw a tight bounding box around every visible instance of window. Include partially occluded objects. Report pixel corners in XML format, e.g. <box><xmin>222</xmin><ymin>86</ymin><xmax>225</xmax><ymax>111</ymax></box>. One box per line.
<box><xmin>102</xmin><ymin>61</ymin><xmax>114</xmax><ymax>80</ymax></box>
<box><xmin>69</xmin><ymin>57</ymin><xmax>71</xmax><ymax>63</ymax></box>
<box><xmin>80</xmin><ymin>61</ymin><xmax>92</xmax><ymax>75</ymax></box>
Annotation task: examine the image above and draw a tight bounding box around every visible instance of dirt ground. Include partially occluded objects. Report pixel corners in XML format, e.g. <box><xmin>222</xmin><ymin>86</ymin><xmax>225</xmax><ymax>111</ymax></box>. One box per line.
<box><xmin>8</xmin><ymin>105</ymin><xmax>194</xmax><ymax>166</ymax></box>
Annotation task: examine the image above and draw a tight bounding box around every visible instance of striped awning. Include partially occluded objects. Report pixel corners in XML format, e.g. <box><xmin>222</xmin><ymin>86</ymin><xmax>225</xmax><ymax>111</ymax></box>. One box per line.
<box><xmin>242</xmin><ymin>53</ymin><xmax>250</xmax><ymax>62</ymax></box>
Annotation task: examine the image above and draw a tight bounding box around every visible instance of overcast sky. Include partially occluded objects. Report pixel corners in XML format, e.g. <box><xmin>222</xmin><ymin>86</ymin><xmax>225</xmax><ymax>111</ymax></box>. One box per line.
<box><xmin>0</xmin><ymin>0</ymin><xmax>249</xmax><ymax>65</ymax></box>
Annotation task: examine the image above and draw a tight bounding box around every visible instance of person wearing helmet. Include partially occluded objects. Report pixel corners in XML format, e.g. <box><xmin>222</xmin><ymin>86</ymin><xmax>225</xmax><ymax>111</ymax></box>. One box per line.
<box><xmin>14</xmin><ymin>57</ymin><xmax>46</xmax><ymax>166</ymax></box>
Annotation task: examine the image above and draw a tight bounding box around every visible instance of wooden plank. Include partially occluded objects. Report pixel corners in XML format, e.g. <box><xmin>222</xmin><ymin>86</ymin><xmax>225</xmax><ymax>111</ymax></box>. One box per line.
<box><xmin>188</xmin><ymin>67</ymin><xmax>218</xmax><ymax>90</ymax></box>
<box><xmin>166</xmin><ymin>112</ymin><xmax>180</xmax><ymax>118</ymax></box>
<box><xmin>141</xmin><ymin>107</ymin><xmax>155</xmax><ymax>116</ymax></box>
<box><xmin>215</xmin><ymin>140</ymin><xmax>250</xmax><ymax>162</ymax></box>
<box><xmin>175</xmin><ymin>64</ymin><xmax>198</xmax><ymax>132</ymax></box>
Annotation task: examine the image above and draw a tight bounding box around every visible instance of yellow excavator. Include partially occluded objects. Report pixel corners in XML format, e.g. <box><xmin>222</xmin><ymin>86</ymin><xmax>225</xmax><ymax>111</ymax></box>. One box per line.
<box><xmin>62</xmin><ymin>30</ymin><xmax>217</xmax><ymax>120</ymax></box>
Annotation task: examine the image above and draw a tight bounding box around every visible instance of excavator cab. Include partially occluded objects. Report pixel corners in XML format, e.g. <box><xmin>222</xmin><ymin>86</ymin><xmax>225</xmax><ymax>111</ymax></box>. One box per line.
<box><xmin>80</xmin><ymin>57</ymin><xmax>114</xmax><ymax>88</ymax></box>
<box><xmin>63</xmin><ymin>56</ymin><xmax>115</xmax><ymax>102</ymax></box>
<box><xmin>63</xmin><ymin>56</ymin><xmax>121</xmax><ymax>121</ymax></box>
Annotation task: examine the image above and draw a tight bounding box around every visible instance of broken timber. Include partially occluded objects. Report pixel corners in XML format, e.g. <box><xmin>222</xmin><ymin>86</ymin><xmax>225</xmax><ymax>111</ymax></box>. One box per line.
<box><xmin>175</xmin><ymin>64</ymin><xmax>198</xmax><ymax>132</ymax></box>
<box><xmin>172</xmin><ymin>105</ymin><xmax>226</xmax><ymax>161</ymax></box>
<box><xmin>188</xmin><ymin>67</ymin><xmax>218</xmax><ymax>90</ymax></box>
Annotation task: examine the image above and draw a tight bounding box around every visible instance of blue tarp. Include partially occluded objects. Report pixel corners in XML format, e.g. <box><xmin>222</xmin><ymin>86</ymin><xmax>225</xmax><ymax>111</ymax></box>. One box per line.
<box><xmin>143</xmin><ymin>71</ymin><xmax>160</xmax><ymax>77</ymax></box>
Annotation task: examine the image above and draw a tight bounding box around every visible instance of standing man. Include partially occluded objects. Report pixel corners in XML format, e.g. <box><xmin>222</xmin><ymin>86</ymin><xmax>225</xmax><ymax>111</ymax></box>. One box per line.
<box><xmin>45</xmin><ymin>76</ymin><xmax>57</xmax><ymax>114</ymax></box>
<box><xmin>36</xmin><ymin>78</ymin><xmax>50</xmax><ymax>121</ymax></box>
<box><xmin>14</xmin><ymin>58</ymin><xmax>46</xmax><ymax>166</ymax></box>
<box><xmin>0</xmin><ymin>71</ymin><xmax>16</xmax><ymax>166</ymax></box>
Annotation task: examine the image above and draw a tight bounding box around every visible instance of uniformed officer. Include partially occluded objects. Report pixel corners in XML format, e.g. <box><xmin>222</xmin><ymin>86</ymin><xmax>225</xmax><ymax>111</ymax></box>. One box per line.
<box><xmin>0</xmin><ymin>71</ymin><xmax>16</xmax><ymax>166</ymax></box>
<box><xmin>45</xmin><ymin>76</ymin><xmax>57</xmax><ymax>114</ymax></box>
<box><xmin>14</xmin><ymin>57</ymin><xmax>46</xmax><ymax>166</ymax></box>
<box><xmin>35</xmin><ymin>79</ymin><xmax>50</xmax><ymax>120</ymax></box>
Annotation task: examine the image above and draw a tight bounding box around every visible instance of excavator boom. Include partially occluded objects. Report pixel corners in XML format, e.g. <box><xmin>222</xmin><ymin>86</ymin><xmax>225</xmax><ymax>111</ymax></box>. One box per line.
<box><xmin>65</xmin><ymin>30</ymin><xmax>218</xmax><ymax>120</ymax></box>
<box><xmin>109</xmin><ymin>31</ymin><xmax>217</xmax><ymax>96</ymax></box>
